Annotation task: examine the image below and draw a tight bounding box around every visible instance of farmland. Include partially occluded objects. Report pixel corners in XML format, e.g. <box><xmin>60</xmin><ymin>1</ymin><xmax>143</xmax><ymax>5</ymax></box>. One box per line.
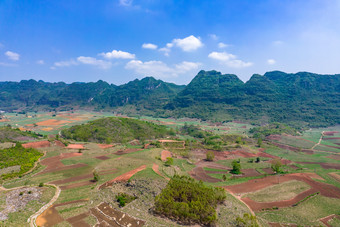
<box><xmin>0</xmin><ymin>113</ymin><xmax>339</xmax><ymax>226</ymax></box>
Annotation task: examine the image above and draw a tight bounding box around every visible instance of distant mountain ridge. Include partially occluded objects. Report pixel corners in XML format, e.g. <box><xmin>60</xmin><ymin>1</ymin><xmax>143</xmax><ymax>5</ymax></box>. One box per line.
<box><xmin>0</xmin><ymin>70</ymin><xmax>339</xmax><ymax>127</ymax></box>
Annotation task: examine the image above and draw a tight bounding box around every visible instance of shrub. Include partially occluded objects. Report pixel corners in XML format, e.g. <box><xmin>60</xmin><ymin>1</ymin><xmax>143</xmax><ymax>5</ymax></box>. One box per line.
<box><xmin>93</xmin><ymin>171</ymin><xmax>100</xmax><ymax>182</ymax></box>
<box><xmin>206</xmin><ymin>151</ymin><xmax>215</xmax><ymax>161</ymax></box>
<box><xmin>116</xmin><ymin>193</ymin><xmax>137</xmax><ymax>207</ymax></box>
<box><xmin>231</xmin><ymin>160</ymin><xmax>241</xmax><ymax>174</ymax></box>
<box><xmin>164</xmin><ymin>157</ymin><xmax>174</xmax><ymax>166</ymax></box>
<box><xmin>39</xmin><ymin>182</ymin><xmax>44</xmax><ymax>187</ymax></box>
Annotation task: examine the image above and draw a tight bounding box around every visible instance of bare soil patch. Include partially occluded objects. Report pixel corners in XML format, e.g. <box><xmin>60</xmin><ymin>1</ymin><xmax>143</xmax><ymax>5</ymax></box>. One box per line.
<box><xmin>114</xmin><ymin>148</ymin><xmax>143</xmax><ymax>155</ymax></box>
<box><xmin>304</xmin><ymin>172</ymin><xmax>324</xmax><ymax>181</ymax></box>
<box><xmin>99</xmin><ymin>165</ymin><xmax>147</xmax><ymax>189</ymax></box>
<box><xmin>262</xmin><ymin>168</ymin><xmax>275</xmax><ymax>174</ymax></box>
<box><xmin>22</xmin><ymin>140</ymin><xmax>50</xmax><ymax>149</ymax></box>
<box><xmin>236</xmin><ymin>169</ymin><xmax>262</xmax><ymax>178</ymax></box>
<box><xmin>161</xmin><ymin>150</ymin><xmax>172</xmax><ymax>161</ymax></box>
<box><xmin>36</xmin><ymin>205</ymin><xmax>64</xmax><ymax>227</ymax></box>
<box><xmin>95</xmin><ymin>155</ymin><xmax>110</xmax><ymax>160</ymax></box>
<box><xmin>67</xmin><ymin>144</ymin><xmax>85</xmax><ymax>149</ymax></box>
<box><xmin>0</xmin><ymin>119</ymin><xmax>9</xmax><ymax>122</ymax></box>
<box><xmin>189</xmin><ymin>167</ymin><xmax>221</xmax><ymax>183</ymax></box>
<box><xmin>97</xmin><ymin>144</ymin><xmax>114</xmax><ymax>149</ymax></box>
<box><xmin>41</xmin><ymin>127</ymin><xmax>54</xmax><ymax>131</ymax></box>
<box><xmin>296</xmin><ymin>162</ymin><xmax>340</xmax><ymax>170</ymax></box>
<box><xmin>90</xmin><ymin>207</ymin><xmax>120</xmax><ymax>227</ymax></box>
<box><xmin>37</xmin><ymin>153</ymin><xmax>86</xmax><ymax>175</ymax></box>
<box><xmin>60</xmin><ymin>180</ymin><xmax>96</xmax><ymax>190</ymax></box>
<box><xmin>36</xmin><ymin>119</ymin><xmax>71</xmax><ymax>126</ymax></box>
<box><xmin>323</xmin><ymin>137</ymin><xmax>340</xmax><ymax>140</ymax></box>
<box><xmin>288</xmin><ymin>164</ymin><xmax>299</xmax><ymax>170</ymax></box>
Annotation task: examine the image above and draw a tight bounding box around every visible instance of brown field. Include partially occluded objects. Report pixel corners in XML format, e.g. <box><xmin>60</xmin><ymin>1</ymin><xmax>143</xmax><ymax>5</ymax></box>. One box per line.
<box><xmin>115</xmin><ymin>148</ymin><xmax>143</xmax><ymax>155</ymax></box>
<box><xmin>22</xmin><ymin>140</ymin><xmax>51</xmax><ymax>149</ymax></box>
<box><xmin>304</xmin><ymin>172</ymin><xmax>325</xmax><ymax>181</ymax></box>
<box><xmin>41</xmin><ymin>127</ymin><xmax>54</xmax><ymax>131</ymax></box>
<box><xmin>241</xmin><ymin>188</ymin><xmax>318</xmax><ymax>211</ymax></box>
<box><xmin>0</xmin><ymin>119</ymin><xmax>9</xmax><ymax>122</ymax></box>
<box><xmin>36</xmin><ymin>119</ymin><xmax>71</xmax><ymax>126</ymax></box>
<box><xmin>190</xmin><ymin>167</ymin><xmax>221</xmax><ymax>183</ymax></box>
<box><xmin>236</xmin><ymin>169</ymin><xmax>262</xmax><ymax>178</ymax></box>
<box><xmin>225</xmin><ymin>173</ymin><xmax>340</xmax><ymax>199</ymax></box>
<box><xmin>328</xmin><ymin>172</ymin><xmax>340</xmax><ymax>182</ymax></box>
<box><xmin>262</xmin><ymin>167</ymin><xmax>275</xmax><ymax>174</ymax></box>
<box><xmin>97</xmin><ymin>144</ymin><xmax>114</xmax><ymax>149</ymax></box>
<box><xmin>323</xmin><ymin>137</ymin><xmax>340</xmax><ymax>140</ymax></box>
<box><xmin>37</xmin><ymin>153</ymin><xmax>86</xmax><ymax>175</ymax></box>
<box><xmin>36</xmin><ymin>205</ymin><xmax>64</xmax><ymax>227</ymax></box>
<box><xmin>99</xmin><ymin>165</ymin><xmax>147</xmax><ymax>189</ymax></box>
<box><xmin>95</xmin><ymin>155</ymin><xmax>110</xmax><ymax>160</ymax></box>
<box><xmin>323</xmin><ymin>131</ymin><xmax>339</xmax><ymax>136</ymax></box>
<box><xmin>161</xmin><ymin>150</ymin><xmax>172</xmax><ymax>161</ymax></box>
<box><xmin>54</xmin><ymin>140</ymin><xmax>66</xmax><ymax>147</ymax></box>
<box><xmin>60</xmin><ymin>180</ymin><xmax>96</xmax><ymax>190</ymax></box>
<box><xmin>66</xmin><ymin>212</ymin><xmax>90</xmax><ymax>227</ymax></box>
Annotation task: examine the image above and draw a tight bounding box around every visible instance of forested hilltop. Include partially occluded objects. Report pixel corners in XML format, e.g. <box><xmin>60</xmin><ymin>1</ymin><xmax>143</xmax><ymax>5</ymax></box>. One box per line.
<box><xmin>0</xmin><ymin>70</ymin><xmax>339</xmax><ymax>127</ymax></box>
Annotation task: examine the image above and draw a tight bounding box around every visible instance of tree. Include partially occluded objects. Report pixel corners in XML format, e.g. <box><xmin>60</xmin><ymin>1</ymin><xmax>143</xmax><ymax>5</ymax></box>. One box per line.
<box><xmin>165</xmin><ymin>157</ymin><xmax>174</xmax><ymax>166</ymax></box>
<box><xmin>93</xmin><ymin>170</ymin><xmax>100</xmax><ymax>182</ymax></box>
<box><xmin>231</xmin><ymin>160</ymin><xmax>241</xmax><ymax>174</ymax></box>
<box><xmin>206</xmin><ymin>151</ymin><xmax>215</xmax><ymax>161</ymax></box>
<box><xmin>257</xmin><ymin>138</ymin><xmax>262</xmax><ymax>147</ymax></box>
<box><xmin>255</xmin><ymin>157</ymin><xmax>260</xmax><ymax>163</ymax></box>
<box><xmin>222</xmin><ymin>174</ymin><xmax>227</xmax><ymax>181</ymax></box>
<box><xmin>271</xmin><ymin>159</ymin><xmax>282</xmax><ymax>173</ymax></box>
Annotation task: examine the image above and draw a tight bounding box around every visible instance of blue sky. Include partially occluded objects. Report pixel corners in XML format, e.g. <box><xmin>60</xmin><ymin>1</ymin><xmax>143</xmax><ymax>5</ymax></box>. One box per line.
<box><xmin>1</xmin><ymin>0</ymin><xmax>340</xmax><ymax>85</ymax></box>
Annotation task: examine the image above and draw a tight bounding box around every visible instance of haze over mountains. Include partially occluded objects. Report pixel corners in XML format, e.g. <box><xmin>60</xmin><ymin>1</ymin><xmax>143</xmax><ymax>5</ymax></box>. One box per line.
<box><xmin>1</xmin><ymin>70</ymin><xmax>339</xmax><ymax>127</ymax></box>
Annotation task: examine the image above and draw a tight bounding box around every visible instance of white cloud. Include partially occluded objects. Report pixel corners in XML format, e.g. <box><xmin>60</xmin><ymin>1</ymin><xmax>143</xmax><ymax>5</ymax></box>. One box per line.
<box><xmin>54</xmin><ymin>57</ymin><xmax>111</xmax><ymax>69</ymax></box>
<box><xmin>36</xmin><ymin>60</ymin><xmax>44</xmax><ymax>65</ymax></box>
<box><xmin>208</xmin><ymin>51</ymin><xmax>253</xmax><ymax>68</ymax></box>
<box><xmin>142</xmin><ymin>43</ymin><xmax>158</xmax><ymax>50</ymax></box>
<box><xmin>100</xmin><ymin>50</ymin><xmax>135</xmax><ymax>59</ymax></box>
<box><xmin>267</xmin><ymin>59</ymin><xmax>276</xmax><ymax>65</ymax></box>
<box><xmin>54</xmin><ymin>59</ymin><xmax>78</xmax><ymax>67</ymax></box>
<box><xmin>209</xmin><ymin>34</ymin><xmax>219</xmax><ymax>40</ymax></box>
<box><xmin>273</xmin><ymin>40</ymin><xmax>283</xmax><ymax>46</ymax></box>
<box><xmin>126</xmin><ymin>60</ymin><xmax>200</xmax><ymax>78</ymax></box>
<box><xmin>172</xmin><ymin>35</ymin><xmax>203</xmax><ymax>52</ymax></box>
<box><xmin>77</xmin><ymin>56</ymin><xmax>112</xmax><ymax>69</ymax></box>
<box><xmin>5</xmin><ymin>51</ymin><xmax>20</xmax><ymax>61</ymax></box>
<box><xmin>119</xmin><ymin>0</ymin><xmax>133</xmax><ymax>6</ymax></box>
<box><xmin>218</xmin><ymin>42</ymin><xmax>229</xmax><ymax>48</ymax></box>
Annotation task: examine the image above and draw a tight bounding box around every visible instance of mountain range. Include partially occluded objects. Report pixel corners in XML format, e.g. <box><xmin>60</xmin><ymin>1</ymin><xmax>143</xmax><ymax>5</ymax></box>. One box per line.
<box><xmin>0</xmin><ymin>70</ymin><xmax>339</xmax><ymax>127</ymax></box>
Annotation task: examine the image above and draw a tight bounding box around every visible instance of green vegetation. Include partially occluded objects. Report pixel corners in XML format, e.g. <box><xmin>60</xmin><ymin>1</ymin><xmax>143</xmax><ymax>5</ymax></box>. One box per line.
<box><xmin>231</xmin><ymin>160</ymin><xmax>242</xmax><ymax>174</ymax></box>
<box><xmin>154</xmin><ymin>175</ymin><xmax>226</xmax><ymax>225</ymax></box>
<box><xmin>206</xmin><ymin>151</ymin><xmax>215</xmax><ymax>161</ymax></box>
<box><xmin>116</xmin><ymin>193</ymin><xmax>137</xmax><ymax>207</ymax></box>
<box><xmin>61</xmin><ymin>117</ymin><xmax>170</xmax><ymax>143</ymax></box>
<box><xmin>0</xmin><ymin>143</ymin><xmax>43</xmax><ymax>179</ymax></box>
<box><xmin>250</xmin><ymin>123</ymin><xmax>298</xmax><ymax>138</ymax></box>
<box><xmin>164</xmin><ymin>157</ymin><xmax>174</xmax><ymax>166</ymax></box>
<box><xmin>271</xmin><ymin>159</ymin><xmax>283</xmax><ymax>173</ymax></box>
<box><xmin>0</xmin><ymin>125</ymin><xmax>40</xmax><ymax>142</ymax></box>
<box><xmin>235</xmin><ymin>213</ymin><xmax>259</xmax><ymax>227</ymax></box>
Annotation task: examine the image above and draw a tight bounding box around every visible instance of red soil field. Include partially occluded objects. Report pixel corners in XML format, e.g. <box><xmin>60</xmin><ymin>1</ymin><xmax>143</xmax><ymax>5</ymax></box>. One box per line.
<box><xmin>95</xmin><ymin>155</ymin><xmax>110</xmax><ymax>160</ymax></box>
<box><xmin>0</xmin><ymin>119</ymin><xmax>9</xmax><ymax>122</ymax></box>
<box><xmin>99</xmin><ymin>165</ymin><xmax>147</xmax><ymax>189</ymax></box>
<box><xmin>296</xmin><ymin>162</ymin><xmax>340</xmax><ymax>170</ymax></box>
<box><xmin>304</xmin><ymin>172</ymin><xmax>324</xmax><ymax>181</ymax></box>
<box><xmin>319</xmin><ymin>214</ymin><xmax>340</xmax><ymax>227</ymax></box>
<box><xmin>60</xmin><ymin>180</ymin><xmax>96</xmax><ymax>190</ymax></box>
<box><xmin>144</xmin><ymin>143</ymin><xmax>150</xmax><ymax>149</ymax></box>
<box><xmin>195</xmin><ymin>160</ymin><xmax>231</xmax><ymax>170</ymax></box>
<box><xmin>90</xmin><ymin>208</ymin><xmax>120</xmax><ymax>227</ymax></box>
<box><xmin>161</xmin><ymin>150</ymin><xmax>172</xmax><ymax>161</ymax></box>
<box><xmin>190</xmin><ymin>167</ymin><xmax>221</xmax><ymax>183</ymax></box>
<box><xmin>66</xmin><ymin>144</ymin><xmax>85</xmax><ymax>149</ymax></box>
<box><xmin>242</xmin><ymin>188</ymin><xmax>318</xmax><ymax>211</ymax></box>
<box><xmin>152</xmin><ymin>163</ymin><xmax>170</xmax><ymax>180</ymax></box>
<box><xmin>266</xmin><ymin>135</ymin><xmax>282</xmax><ymax>141</ymax></box>
<box><xmin>54</xmin><ymin>140</ymin><xmax>65</xmax><ymax>147</ymax></box>
<box><xmin>22</xmin><ymin>140</ymin><xmax>51</xmax><ymax>149</ymax></box>
<box><xmin>37</xmin><ymin>153</ymin><xmax>86</xmax><ymax>175</ymax></box>
<box><xmin>97</xmin><ymin>144</ymin><xmax>114</xmax><ymax>149</ymax></box>
<box><xmin>36</xmin><ymin>119</ymin><xmax>71</xmax><ymax>126</ymax></box>
<box><xmin>236</xmin><ymin>168</ymin><xmax>262</xmax><ymax>178</ymax></box>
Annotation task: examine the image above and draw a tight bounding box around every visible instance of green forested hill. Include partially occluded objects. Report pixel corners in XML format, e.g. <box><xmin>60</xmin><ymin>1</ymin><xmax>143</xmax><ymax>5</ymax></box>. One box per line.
<box><xmin>0</xmin><ymin>70</ymin><xmax>339</xmax><ymax>127</ymax></box>
<box><xmin>61</xmin><ymin>117</ymin><xmax>171</xmax><ymax>143</ymax></box>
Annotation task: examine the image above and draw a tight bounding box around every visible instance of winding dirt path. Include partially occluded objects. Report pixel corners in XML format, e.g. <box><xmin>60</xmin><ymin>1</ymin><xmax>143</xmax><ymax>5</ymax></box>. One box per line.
<box><xmin>311</xmin><ymin>131</ymin><xmax>324</xmax><ymax>149</ymax></box>
<box><xmin>27</xmin><ymin>184</ymin><xmax>61</xmax><ymax>227</ymax></box>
